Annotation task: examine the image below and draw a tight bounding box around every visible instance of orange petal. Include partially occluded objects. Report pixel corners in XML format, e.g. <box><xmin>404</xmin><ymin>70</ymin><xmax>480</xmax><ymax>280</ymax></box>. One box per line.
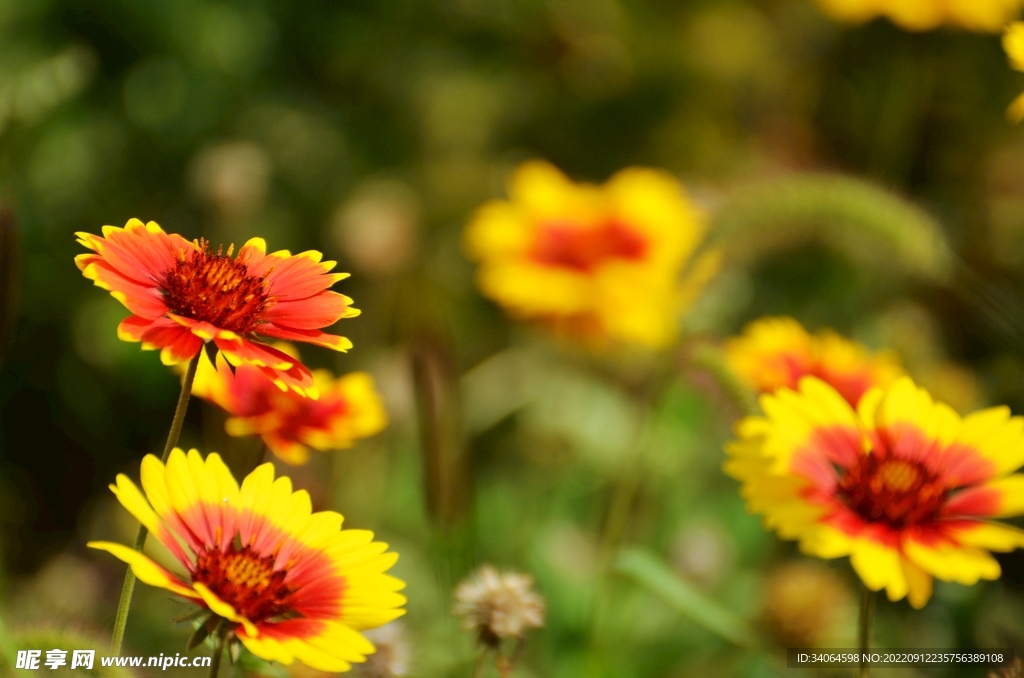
<box><xmin>259</xmin><ymin>324</ymin><xmax>354</xmax><ymax>352</ymax></box>
<box><xmin>264</xmin><ymin>292</ymin><xmax>358</xmax><ymax>329</ymax></box>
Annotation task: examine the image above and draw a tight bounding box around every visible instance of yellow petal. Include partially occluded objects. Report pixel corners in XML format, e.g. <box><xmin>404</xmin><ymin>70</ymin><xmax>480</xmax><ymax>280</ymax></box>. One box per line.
<box><xmin>850</xmin><ymin>539</ymin><xmax>907</xmax><ymax>602</ymax></box>
<box><xmin>901</xmin><ymin>557</ymin><xmax>933</xmax><ymax>609</ymax></box>
<box><xmin>1005</xmin><ymin>22</ymin><xmax>1024</xmax><ymax>71</ymax></box>
<box><xmin>904</xmin><ymin>537</ymin><xmax>1000</xmax><ymax>585</ymax></box>
<box><xmin>87</xmin><ymin>541</ymin><xmax>198</xmax><ymax>599</ymax></box>
<box><xmin>192</xmin><ymin>582</ymin><xmax>259</xmax><ymax>637</ymax></box>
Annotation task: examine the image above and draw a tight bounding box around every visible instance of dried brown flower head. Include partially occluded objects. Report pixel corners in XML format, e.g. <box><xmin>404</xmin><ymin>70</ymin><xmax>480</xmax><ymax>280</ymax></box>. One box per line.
<box><xmin>761</xmin><ymin>560</ymin><xmax>852</xmax><ymax>648</ymax></box>
<box><xmin>356</xmin><ymin>622</ymin><xmax>410</xmax><ymax>678</ymax></box>
<box><xmin>453</xmin><ymin>565</ymin><xmax>545</xmax><ymax>647</ymax></box>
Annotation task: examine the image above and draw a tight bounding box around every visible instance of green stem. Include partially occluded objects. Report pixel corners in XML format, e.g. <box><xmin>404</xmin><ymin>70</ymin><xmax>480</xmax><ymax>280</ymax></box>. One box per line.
<box><xmin>208</xmin><ymin>626</ymin><xmax>226</xmax><ymax>678</ymax></box>
<box><xmin>110</xmin><ymin>351</ymin><xmax>200</xmax><ymax>654</ymax></box>
<box><xmin>858</xmin><ymin>585</ymin><xmax>876</xmax><ymax>678</ymax></box>
<box><xmin>472</xmin><ymin>649</ymin><xmax>490</xmax><ymax>678</ymax></box>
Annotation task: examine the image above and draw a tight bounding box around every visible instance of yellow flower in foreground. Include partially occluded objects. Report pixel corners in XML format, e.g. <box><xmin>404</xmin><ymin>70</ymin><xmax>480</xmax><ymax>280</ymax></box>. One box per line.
<box><xmin>191</xmin><ymin>347</ymin><xmax>387</xmax><ymax>465</ymax></box>
<box><xmin>724</xmin><ymin>316</ymin><xmax>903</xmax><ymax>407</ymax></box>
<box><xmin>816</xmin><ymin>0</ymin><xmax>1021</xmax><ymax>32</ymax></box>
<box><xmin>464</xmin><ymin>160</ymin><xmax>718</xmax><ymax>349</ymax></box>
<box><xmin>726</xmin><ymin>376</ymin><xmax>1024</xmax><ymax>608</ymax></box>
<box><xmin>89</xmin><ymin>449</ymin><xmax>405</xmax><ymax>672</ymax></box>
<box><xmin>1005</xmin><ymin>22</ymin><xmax>1024</xmax><ymax>122</ymax></box>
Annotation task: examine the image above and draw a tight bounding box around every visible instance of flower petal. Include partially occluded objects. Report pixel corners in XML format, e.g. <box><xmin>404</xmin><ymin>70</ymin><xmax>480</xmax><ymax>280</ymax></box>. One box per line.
<box><xmin>76</xmin><ymin>219</ymin><xmax>192</xmax><ymax>286</ymax></box>
<box><xmin>77</xmin><ymin>255</ymin><xmax>169</xmax><ymax>318</ymax></box>
<box><xmin>249</xmin><ymin>249</ymin><xmax>348</xmax><ymax>302</ymax></box>
<box><xmin>901</xmin><ymin>556</ymin><xmax>933</xmax><ymax>609</ymax></box>
<box><xmin>108</xmin><ymin>473</ymin><xmax>191</xmax><ymax>566</ymax></box>
<box><xmin>192</xmin><ymin>582</ymin><xmax>259</xmax><ymax>637</ymax></box>
<box><xmin>903</xmin><ymin>532</ymin><xmax>1001</xmax><ymax>585</ymax></box>
<box><xmin>258</xmin><ymin>324</ymin><xmax>354</xmax><ymax>352</ymax></box>
<box><xmin>137</xmin><ymin>318</ymin><xmax>204</xmax><ymax>365</ymax></box>
<box><xmin>850</xmin><ymin>538</ymin><xmax>908</xmax><ymax>602</ymax></box>
<box><xmin>264</xmin><ymin>292</ymin><xmax>358</xmax><ymax>329</ymax></box>
<box><xmin>87</xmin><ymin>541</ymin><xmax>199</xmax><ymax>599</ymax></box>
<box><xmin>237</xmin><ymin>620</ymin><xmax>374</xmax><ymax>673</ymax></box>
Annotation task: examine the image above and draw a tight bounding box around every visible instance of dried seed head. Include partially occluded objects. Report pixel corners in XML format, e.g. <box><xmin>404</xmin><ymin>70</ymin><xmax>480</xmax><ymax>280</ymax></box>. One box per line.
<box><xmin>761</xmin><ymin>561</ymin><xmax>852</xmax><ymax>649</ymax></box>
<box><xmin>453</xmin><ymin>565</ymin><xmax>545</xmax><ymax>647</ymax></box>
<box><xmin>356</xmin><ymin>622</ymin><xmax>410</xmax><ymax>678</ymax></box>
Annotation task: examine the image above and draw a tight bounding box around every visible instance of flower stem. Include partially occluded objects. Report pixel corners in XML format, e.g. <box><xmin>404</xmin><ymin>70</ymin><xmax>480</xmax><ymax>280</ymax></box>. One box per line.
<box><xmin>109</xmin><ymin>352</ymin><xmax>200</xmax><ymax>654</ymax></box>
<box><xmin>208</xmin><ymin>623</ymin><xmax>226</xmax><ymax>678</ymax></box>
<box><xmin>858</xmin><ymin>585</ymin><xmax>876</xmax><ymax>678</ymax></box>
<box><xmin>471</xmin><ymin>649</ymin><xmax>489</xmax><ymax>678</ymax></box>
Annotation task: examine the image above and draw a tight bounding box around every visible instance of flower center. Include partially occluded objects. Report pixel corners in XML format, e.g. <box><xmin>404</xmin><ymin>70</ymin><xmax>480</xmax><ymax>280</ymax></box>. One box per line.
<box><xmin>163</xmin><ymin>240</ymin><xmax>270</xmax><ymax>334</ymax></box>
<box><xmin>836</xmin><ymin>455</ymin><xmax>947</xmax><ymax>529</ymax></box>
<box><xmin>192</xmin><ymin>544</ymin><xmax>295</xmax><ymax>623</ymax></box>
<box><xmin>530</xmin><ymin>220</ymin><xmax>648</xmax><ymax>273</ymax></box>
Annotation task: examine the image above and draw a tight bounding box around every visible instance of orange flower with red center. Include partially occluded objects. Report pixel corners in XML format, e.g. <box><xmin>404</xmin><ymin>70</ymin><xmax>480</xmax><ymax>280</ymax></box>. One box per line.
<box><xmin>89</xmin><ymin>449</ymin><xmax>405</xmax><ymax>672</ymax></box>
<box><xmin>191</xmin><ymin>349</ymin><xmax>387</xmax><ymax>464</ymax></box>
<box><xmin>464</xmin><ymin>160</ymin><xmax>718</xmax><ymax>349</ymax></box>
<box><xmin>725</xmin><ymin>316</ymin><xmax>903</xmax><ymax>406</ymax></box>
<box><xmin>726</xmin><ymin>376</ymin><xmax>1024</xmax><ymax>608</ymax></box>
<box><xmin>76</xmin><ymin>219</ymin><xmax>359</xmax><ymax>397</ymax></box>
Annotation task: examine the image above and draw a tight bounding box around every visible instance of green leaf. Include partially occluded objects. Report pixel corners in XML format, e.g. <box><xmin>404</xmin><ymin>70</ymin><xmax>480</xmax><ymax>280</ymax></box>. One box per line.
<box><xmin>616</xmin><ymin>548</ymin><xmax>759</xmax><ymax>648</ymax></box>
<box><xmin>174</xmin><ymin>606</ymin><xmax>213</xmax><ymax>626</ymax></box>
<box><xmin>186</xmin><ymin>618</ymin><xmax>212</xmax><ymax>651</ymax></box>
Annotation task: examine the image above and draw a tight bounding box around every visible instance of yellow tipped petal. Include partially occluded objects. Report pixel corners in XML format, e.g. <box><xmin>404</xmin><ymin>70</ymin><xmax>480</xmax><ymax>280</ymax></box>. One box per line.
<box><xmin>88</xmin><ymin>541</ymin><xmax>199</xmax><ymax>599</ymax></box>
<box><xmin>193</xmin><ymin>582</ymin><xmax>259</xmax><ymax>637</ymax></box>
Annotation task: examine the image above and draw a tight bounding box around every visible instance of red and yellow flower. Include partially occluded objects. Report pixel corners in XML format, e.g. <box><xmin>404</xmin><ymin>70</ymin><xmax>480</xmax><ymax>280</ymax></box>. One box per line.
<box><xmin>464</xmin><ymin>160</ymin><xmax>718</xmax><ymax>349</ymax></box>
<box><xmin>76</xmin><ymin>219</ymin><xmax>359</xmax><ymax>397</ymax></box>
<box><xmin>89</xmin><ymin>449</ymin><xmax>405</xmax><ymax>672</ymax></box>
<box><xmin>191</xmin><ymin>348</ymin><xmax>387</xmax><ymax>465</ymax></box>
<box><xmin>724</xmin><ymin>316</ymin><xmax>903</xmax><ymax>407</ymax></box>
<box><xmin>726</xmin><ymin>376</ymin><xmax>1024</xmax><ymax>608</ymax></box>
<box><xmin>815</xmin><ymin>0</ymin><xmax>1022</xmax><ymax>32</ymax></box>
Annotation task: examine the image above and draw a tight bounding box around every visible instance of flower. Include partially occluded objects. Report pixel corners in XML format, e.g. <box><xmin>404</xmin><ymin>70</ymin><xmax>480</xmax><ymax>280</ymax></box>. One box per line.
<box><xmin>725</xmin><ymin>376</ymin><xmax>1024</xmax><ymax>609</ymax></box>
<box><xmin>190</xmin><ymin>347</ymin><xmax>387</xmax><ymax>465</ymax></box>
<box><xmin>760</xmin><ymin>561</ymin><xmax>852</xmax><ymax>648</ymax></box>
<box><xmin>453</xmin><ymin>565</ymin><xmax>545</xmax><ymax>646</ymax></box>
<box><xmin>464</xmin><ymin>161</ymin><xmax>717</xmax><ymax>349</ymax></box>
<box><xmin>1005</xmin><ymin>23</ymin><xmax>1024</xmax><ymax>122</ymax></box>
<box><xmin>88</xmin><ymin>448</ymin><xmax>405</xmax><ymax>672</ymax></box>
<box><xmin>815</xmin><ymin>0</ymin><xmax>1022</xmax><ymax>32</ymax></box>
<box><xmin>76</xmin><ymin>219</ymin><xmax>359</xmax><ymax>397</ymax></box>
<box><xmin>724</xmin><ymin>316</ymin><xmax>903</xmax><ymax>407</ymax></box>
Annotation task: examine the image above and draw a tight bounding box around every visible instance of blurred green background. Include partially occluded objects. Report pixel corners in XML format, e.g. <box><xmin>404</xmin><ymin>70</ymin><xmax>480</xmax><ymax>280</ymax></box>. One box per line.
<box><xmin>3</xmin><ymin>0</ymin><xmax>1024</xmax><ymax>676</ymax></box>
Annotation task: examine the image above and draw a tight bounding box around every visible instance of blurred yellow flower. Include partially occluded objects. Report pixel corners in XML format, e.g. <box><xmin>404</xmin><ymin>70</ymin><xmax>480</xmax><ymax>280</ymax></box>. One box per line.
<box><xmin>90</xmin><ymin>448</ymin><xmax>405</xmax><ymax>672</ymax></box>
<box><xmin>726</xmin><ymin>376</ymin><xmax>1024</xmax><ymax>608</ymax></box>
<box><xmin>724</xmin><ymin>316</ymin><xmax>903</xmax><ymax>407</ymax></box>
<box><xmin>815</xmin><ymin>0</ymin><xmax>1022</xmax><ymax>32</ymax></box>
<box><xmin>1005</xmin><ymin>22</ymin><xmax>1024</xmax><ymax>121</ymax></box>
<box><xmin>191</xmin><ymin>347</ymin><xmax>387</xmax><ymax>465</ymax></box>
<box><xmin>464</xmin><ymin>161</ymin><xmax>717</xmax><ymax>349</ymax></box>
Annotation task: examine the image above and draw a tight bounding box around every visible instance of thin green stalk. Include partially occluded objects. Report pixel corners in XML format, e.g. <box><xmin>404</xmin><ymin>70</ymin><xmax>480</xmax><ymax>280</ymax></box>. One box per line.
<box><xmin>858</xmin><ymin>585</ymin><xmax>876</xmax><ymax>678</ymax></box>
<box><xmin>472</xmin><ymin>649</ymin><xmax>490</xmax><ymax>678</ymax></box>
<box><xmin>110</xmin><ymin>351</ymin><xmax>200</xmax><ymax>654</ymax></box>
<box><xmin>208</xmin><ymin>624</ymin><xmax>226</xmax><ymax>678</ymax></box>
